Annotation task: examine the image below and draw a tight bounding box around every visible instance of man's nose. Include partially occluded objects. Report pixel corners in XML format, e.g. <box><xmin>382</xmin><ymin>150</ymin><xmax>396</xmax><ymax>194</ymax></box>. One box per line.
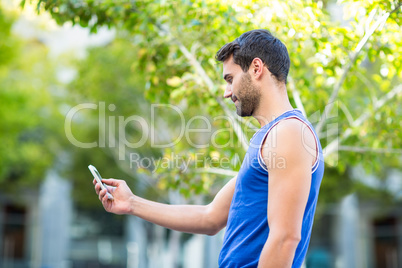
<box><xmin>224</xmin><ymin>85</ymin><xmax>232</xmax><ymax>98</ymax></box>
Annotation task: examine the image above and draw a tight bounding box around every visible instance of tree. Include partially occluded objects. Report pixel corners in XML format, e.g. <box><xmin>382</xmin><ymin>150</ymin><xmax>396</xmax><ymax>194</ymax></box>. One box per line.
<box><xmin>0</xmin><ymin>6</ymin><xmax>65</xmax><ymax>194</ymax></box>
<box><xmin>28</xmin><ymin>0</ymin><xmax>402</xmax><ymax>203</ymax></box>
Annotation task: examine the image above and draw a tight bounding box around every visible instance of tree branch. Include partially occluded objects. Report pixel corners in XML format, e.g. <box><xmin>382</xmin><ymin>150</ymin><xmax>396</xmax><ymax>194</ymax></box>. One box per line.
<box><xmin>338</xmin><ymin>146</ymin><xmax>402</xmax><ymax>154</ymax></box>
<box><xmin>324</xmin><ymin>84</ymin><xmax>402</xmax><ymax>157</ymax></box>
<box><xmin>315</xmin><ymin>7</ymin><xmax>396</xmax><ymax>135</ymax></box>
<box><xmin>338</xmin><ymin>100</ymin><xmax>354</xmax><ymax>126</ymax></box>
<box><xmin>194</xmin><ymin>167</ymin><xmax>238</xmax><ymax>177</ymax></box>
<box><xmin>355</xmin><ymin>72</ymin><xmax>378</xmax><ymax>104</ymax></box>
<box><xmin>288</xmin><ymin>76</ymin><xmax>307</xmax><ymax>117</ymax></box>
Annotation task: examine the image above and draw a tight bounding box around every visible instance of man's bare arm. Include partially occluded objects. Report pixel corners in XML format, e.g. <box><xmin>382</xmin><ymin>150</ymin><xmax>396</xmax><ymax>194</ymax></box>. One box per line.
<box><xmin>95</xmin><ymin>176</ymin><xmax>236</xmax><ymax>236</ymax></box>
<box><xmin>258</xmin><ymin>119</ymin><xmax>316</xmax><ymax>267</ymax></box>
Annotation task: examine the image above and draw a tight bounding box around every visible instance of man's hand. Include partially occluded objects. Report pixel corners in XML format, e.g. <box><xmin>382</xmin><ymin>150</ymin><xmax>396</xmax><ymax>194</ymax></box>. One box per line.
<box><xmin>93</xmin><ymin>178</ymin><xmax>135</xmax><ymax>215</ymax></box>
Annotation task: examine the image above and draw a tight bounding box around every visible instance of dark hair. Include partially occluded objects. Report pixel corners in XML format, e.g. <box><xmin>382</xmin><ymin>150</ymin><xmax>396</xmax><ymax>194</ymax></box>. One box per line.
<box><xmin>215</xmin><ymin>29</ymin><xmax>290</xmax><ymax>84</ymax></box>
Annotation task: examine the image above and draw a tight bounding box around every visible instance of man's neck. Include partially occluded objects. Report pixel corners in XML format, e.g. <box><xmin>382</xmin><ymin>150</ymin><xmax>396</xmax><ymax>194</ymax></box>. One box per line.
<box><xmin>253</xmin><ymin>91</ymin><xmax>294</xmax><ymax>128</ymax></box>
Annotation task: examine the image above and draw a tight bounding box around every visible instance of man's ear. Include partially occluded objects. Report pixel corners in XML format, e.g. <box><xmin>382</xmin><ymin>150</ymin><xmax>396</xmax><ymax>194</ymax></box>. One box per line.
<box><xmin>249</xmin><ymin>57</ymin><xmax>264</xmax><ymax>80</ymax></box>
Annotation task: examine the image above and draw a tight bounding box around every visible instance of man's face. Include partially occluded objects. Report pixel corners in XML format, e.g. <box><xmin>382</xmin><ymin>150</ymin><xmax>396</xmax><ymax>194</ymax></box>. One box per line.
<box><xmin>223</xmin><ymin>56</ymin><xmax>261</xmax><ymax>117</ymax></box>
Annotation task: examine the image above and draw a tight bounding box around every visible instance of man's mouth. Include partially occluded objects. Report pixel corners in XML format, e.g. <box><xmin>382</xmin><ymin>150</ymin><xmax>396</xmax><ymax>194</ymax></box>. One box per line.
<box><xmin>231</xmin><ymin>95</ymin><xmax>238</xmax><ymax>103</ymax></box>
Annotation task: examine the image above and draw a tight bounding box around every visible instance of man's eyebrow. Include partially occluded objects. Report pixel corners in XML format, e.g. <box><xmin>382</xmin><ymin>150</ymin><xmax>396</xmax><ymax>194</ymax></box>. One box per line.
<box><xmin>223</xmin><ymin>73</ymin><xmax>232</xmax><ymax>80</ymax></box>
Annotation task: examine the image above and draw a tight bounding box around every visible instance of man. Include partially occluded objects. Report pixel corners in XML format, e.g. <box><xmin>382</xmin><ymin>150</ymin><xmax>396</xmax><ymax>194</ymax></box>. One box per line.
<box><xmin>94</xmin><ymin>29</ymin><xmax>324</xmax><ymax>267</ymax></box>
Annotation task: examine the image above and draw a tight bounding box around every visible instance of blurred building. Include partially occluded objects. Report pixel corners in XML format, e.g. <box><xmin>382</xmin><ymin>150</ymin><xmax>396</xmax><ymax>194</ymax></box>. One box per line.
<box><xmin>0</xmin><ymin>169</ymin><xmax>224</xmax><ymax>268</ymax></box>
<box><xmin>0</xmin><ymin>167</ymin><xmax>401</xmax><ymax>268</ymax></box>
<box><xmin>306</xmin><ymin>168</ymin><xmax>402</xmax><ymax>268</ymax></box>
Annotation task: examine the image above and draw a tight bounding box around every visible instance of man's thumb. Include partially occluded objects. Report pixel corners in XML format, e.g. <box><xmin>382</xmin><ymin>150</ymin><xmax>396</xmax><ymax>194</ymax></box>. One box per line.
<box><xmin>102</xmin><ymin>178</ymin><xmax>120</xmax><ymax>187</ymax></box>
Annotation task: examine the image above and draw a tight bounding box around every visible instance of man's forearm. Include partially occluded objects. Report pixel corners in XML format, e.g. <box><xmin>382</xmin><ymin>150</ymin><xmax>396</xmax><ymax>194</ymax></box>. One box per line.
<box><xmin>258</xmin><ymin>233</ymin><xmax>300</xmax><ymax>268</ymax></box>
<box><xmin>129</xmin><ymin>196</ymin><xmax>219</xmax><ymax>235</ymax></box>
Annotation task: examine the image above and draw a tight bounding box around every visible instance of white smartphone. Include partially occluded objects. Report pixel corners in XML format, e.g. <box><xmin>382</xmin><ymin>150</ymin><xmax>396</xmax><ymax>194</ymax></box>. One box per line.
<box><xmin>88</xmin><ymin>165</ymin><xmax>113</xmax><ymax>200</ymax></box>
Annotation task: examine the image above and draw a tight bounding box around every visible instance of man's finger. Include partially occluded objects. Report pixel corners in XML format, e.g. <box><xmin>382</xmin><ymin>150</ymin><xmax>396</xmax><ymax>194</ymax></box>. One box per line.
<box><xmin>95</xmin><ymin>183</ymin><xmax>101</xmax><ymax>194</ymax></box>
<box><xmin>105</xmin><ymin>185</ymin><xmax>115</xmax><ymax>193</ymax></box>
<box><xmin>102</xmin><ymin>178</ymin><xmax>120</xmax><ymax>187</ymax></box>
<box><xmin>99</xmin><ymin>189</ymin><xmax>106</xmax><ymax>201</ymax></box>
<box><xmin>102</xmin><ymin>194</ymin><xmax>110</xmax><ymax>210</ymax></box>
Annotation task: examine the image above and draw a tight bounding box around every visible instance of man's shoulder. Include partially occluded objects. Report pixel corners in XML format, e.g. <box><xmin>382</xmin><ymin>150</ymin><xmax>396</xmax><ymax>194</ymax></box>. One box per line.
<box><xmin>262</xmin><ymin>118</ymin><xmax>317</xmax><ymax>168</ymax></box>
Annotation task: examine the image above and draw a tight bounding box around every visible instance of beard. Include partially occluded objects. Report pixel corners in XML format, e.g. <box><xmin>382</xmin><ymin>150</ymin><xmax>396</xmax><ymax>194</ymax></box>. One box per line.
<box><xmin>234</xmin><ymin>72</ymin><xmax>261</xmax><ymax>117</ymax></box>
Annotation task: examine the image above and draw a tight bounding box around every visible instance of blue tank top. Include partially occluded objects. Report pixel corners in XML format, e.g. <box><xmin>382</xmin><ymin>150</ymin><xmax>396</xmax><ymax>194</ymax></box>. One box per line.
<box><xmin>218</xmin><ymin>109</ymin><xmax>324</xmax><ymax>267</ymax></box>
